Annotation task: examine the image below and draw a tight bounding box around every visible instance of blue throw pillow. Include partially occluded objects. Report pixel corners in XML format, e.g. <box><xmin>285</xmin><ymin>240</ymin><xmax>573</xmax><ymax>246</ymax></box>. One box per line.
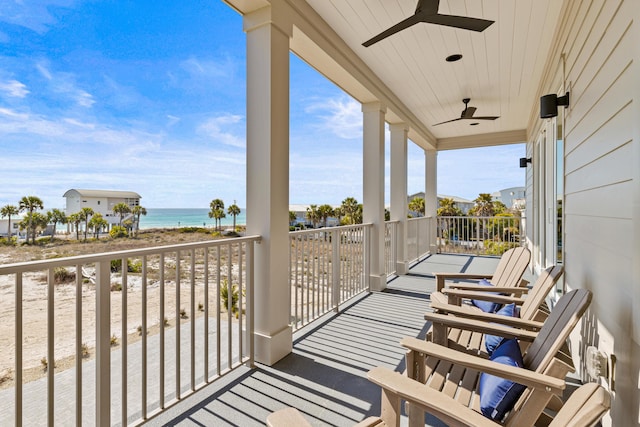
<box><xmin>485</xmin><ymin>303</ymin><xmax>519</xmax><ymax>355</ymax></box>
<box><xmin>471</xmin><ymin>279</ymin><xmax>502</xmax><ymax>313</ymax></box>
<box><xmin>479</xmin><ymin>339</ymin><xmax>527</xmax><ymax>421</ymax></box>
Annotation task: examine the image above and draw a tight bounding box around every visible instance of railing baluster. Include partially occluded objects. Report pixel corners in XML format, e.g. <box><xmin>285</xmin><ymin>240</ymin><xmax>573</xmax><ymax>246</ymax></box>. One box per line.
<box><xmin>95</xmin><ymin>260</ymin><xmax>111</xmax><ymax>427</ymax></box>
<box><xmin>226</xmin><ymin>244</ymin><xmax>232</xmax><ymax>371</ymax></box>
<box><xmin>141</xmin><ymin>255</ymin><xmax>147</xmax><ymax>419</ymax></box>
<box><xmin>47</xmin><ymin>267</ymin><xmax>54</xmax><ymax>427</ymax></box>
<box><xmin>190</xmin><ymin>249</ymin><xmax>195</xmax><ymax>391</ymax></box>
<box><xmin>15</xmin><ymin>273</ymin><xmax>22</xmax><ymax>427</ymax></box>
<box><xmin>122</xmin><ymin>257</ymin><xmax>128</xmax><ymax>426</ymax></box>
<box><xmin>175</xmin><ymin>251</ymin><xmax>180</xmax><ymax>399</ymax></box>
<box><xmin>75</xmin><ymin>264</ymin><xmax>82</xmax><ymax>426</ymax></box>
<box><xmin>203</xmin><ymin>248</ymin><xmax>209</xmax><ymax>383</ymax></box>
<box><xmin>216</xmin><ymin>248</ymin><xmax>221</xmax><ymax>376</ymax></box>
<box><xmin>159</xmin><ymin>253</ymin><xmax>165</xmax><ymax>409</ymax></box>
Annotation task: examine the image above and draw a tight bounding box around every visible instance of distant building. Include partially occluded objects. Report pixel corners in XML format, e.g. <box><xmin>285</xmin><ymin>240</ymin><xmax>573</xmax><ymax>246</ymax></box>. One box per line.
<box><xmin>63</xmin><ymin>189</ymin><xmax>141</xmax><ymax>227</ymax></box>
<box><xmin>289</xmin><ymin>204</ymin><xmax>341</xmax><ymax>228</ymax></box>
<box><xmin>491</xmin><ymin>187</ymin><xmax>526</xmax><ymax>210</ymax></box>
<box><xmin>0</xmin><ymin>217</ymin><xmax>22</xmax><ymax>237</ymax></box>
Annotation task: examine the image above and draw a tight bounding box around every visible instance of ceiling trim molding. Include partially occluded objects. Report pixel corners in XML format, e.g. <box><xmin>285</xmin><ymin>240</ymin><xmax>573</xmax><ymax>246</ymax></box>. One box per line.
<box><xmin>436</xmin><ymin>130</ymin><xmax>527</xmax><ymax>151</ymax></box>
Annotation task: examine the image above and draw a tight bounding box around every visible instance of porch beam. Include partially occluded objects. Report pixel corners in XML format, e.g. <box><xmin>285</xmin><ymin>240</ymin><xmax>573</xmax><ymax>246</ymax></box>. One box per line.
<box><xmin>363</xmin><ymin>102</ymin><xmax>387</xmax><ymax>291</ymax></box>
<box><xmin>437</xmin><ymin>129</ymin><xmax>527</xmax><ymax>150</ymax></box>
<box><xmin>244</xmin><ymin>4</ymin><xmax>293</xmax><ymax>365</ymax></box>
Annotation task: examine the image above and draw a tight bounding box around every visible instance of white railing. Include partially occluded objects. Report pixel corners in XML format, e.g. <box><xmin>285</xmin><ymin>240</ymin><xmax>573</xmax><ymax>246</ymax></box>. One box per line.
<box><xmin>436</xmin><ymin>216</ymin><xmax>523</xmax><ymax>255</ymax></box>
<box><xmin>0</xmin><ymin>235</ymin><xmax>260</xmax><ymax>426</ymax></box>
<box><xmin>289</xmin><ymin>224</ymin><xmax>370</xmax><ymax>331</ymax></box>
<box><xmin>384</xmin><ymin>221</ymin><xmax>398</xmax><ymax>276</ymax></box>
<box><xmin>406</xmin><ymin>216</ymin><xmax>433</xmax><ymax>263</ymax></box>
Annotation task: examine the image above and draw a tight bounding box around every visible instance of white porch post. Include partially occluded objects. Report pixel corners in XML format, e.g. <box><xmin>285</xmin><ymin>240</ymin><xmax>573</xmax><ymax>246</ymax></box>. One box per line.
<box><xmin>425</xmin><ymin>149</ymin><xmax>438</xmax><ymax>253</ymax></box>
<box><xmin>390</xmin><ymin>123</ymin><xmax>409</xmax><ymax>274</ymax></box>
<box><xmin>244</xmin><ymin>5</ymin><xmax>292</xmax><ymax>365</ymax></box>
<box><xmin>362</xmin><ymin>102</ymin><xmax>387</xmax><ymax>291</ymax></box>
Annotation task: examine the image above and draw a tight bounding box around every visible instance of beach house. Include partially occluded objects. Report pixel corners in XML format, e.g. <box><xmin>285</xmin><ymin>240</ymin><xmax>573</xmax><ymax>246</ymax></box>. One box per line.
<box><xmin>2</xmin><ymin>1</ymin><xmax>638</xmax><ymax>426</ymax></box>
<box><xmin>63</xmin><ymin>189</ymin><xmax>141</xmax><ymax>228</ymax></box>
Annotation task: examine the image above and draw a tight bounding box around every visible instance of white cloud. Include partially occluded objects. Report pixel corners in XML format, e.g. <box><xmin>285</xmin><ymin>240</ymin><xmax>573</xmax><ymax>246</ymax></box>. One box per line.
<box><xmin>198</xmin><ymin>114</ymin><xmax>245</xmax><ymax>148</ymax></box>
<box><xmin>305</xmin><ymin>96</ymin><xmax>362</xmax><ymax>140</ymax></box>
<box><xmin>167</xmin><ymin>115</ymin><xmax>181</xmax><ymax>126</ymax></box>
<box><xmin>0</xmin><ymin>79</ymin><xmax>29</xmax><ymax>97</ymax></box>
<box><xmin>0</xmin><ymin>0</ymin><xmax>76</xmax><ymax>34</ymax></box>
<box><xmin>35</xmin><ymin>62</ymin><xmax>95</xmax><ymax>107</ymax></box>
<box><xmin>179</xmin><ymin>56</ymin><xmax>228</xmax><ymax>79</ymax></box>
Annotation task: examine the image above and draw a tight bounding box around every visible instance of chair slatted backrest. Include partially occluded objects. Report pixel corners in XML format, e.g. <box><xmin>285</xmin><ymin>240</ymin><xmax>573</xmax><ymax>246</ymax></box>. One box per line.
<box><xmin>523</xmin><ymin>289</ymin><xmax>592</xmax><ymax>372</ymax></box>
<box><xmin>549</xmin><ymin>383</ymin><xmax>611</xmax><ymax>427</ymax></box>
<box><xmin>519</xmin><ymin>265</ymin><xmax>564</xmax><ymax>321</ymax></box>
<box><xmin>491</xmin><ymin>247</ymin><xmax>531</xmax><ymax>288</ymax></box>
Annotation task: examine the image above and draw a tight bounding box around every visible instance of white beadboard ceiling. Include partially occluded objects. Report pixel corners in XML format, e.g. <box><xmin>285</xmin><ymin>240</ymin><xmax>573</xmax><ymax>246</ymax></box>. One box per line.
<box><xmin>224</xmin><ymin>0</ymin><xmax>565</xmax><ymax>149</ymax></box>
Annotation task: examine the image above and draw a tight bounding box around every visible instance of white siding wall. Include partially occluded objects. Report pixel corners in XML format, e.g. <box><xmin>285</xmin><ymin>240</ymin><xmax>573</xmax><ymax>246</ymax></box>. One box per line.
<box><xmin>529</xmin><ymin>1</ymin><xmax>639</xmax><ymax>424</ymax></box>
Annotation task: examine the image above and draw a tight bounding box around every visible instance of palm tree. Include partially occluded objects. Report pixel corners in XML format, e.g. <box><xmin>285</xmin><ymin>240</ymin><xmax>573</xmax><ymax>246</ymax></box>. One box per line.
<box><xmin>333</xmin><ymin>206</ymin><xmax>343</xmax><ymax>225</ymax></box>
<box><xmin>78</xmin><ymin>207</ymin><xmax>94</xmax><ymax>241</ymax></box>
<box><xmin>68</xmin><ymin>213</ymin><xmax>82</xmax><ymax>240</ymax></box>
<box><xmin>318</xmin><ymin>204</ymin><xmax>334</xmax><ymax>228</ymax></box>
<box><xmin>1</xmin><ymin>205</ymin><xmax>19</xmax><ymax>238</ymax></box>
<box><xmin>437</xmin><ymin>198</ymin><xmax>462</xmax><ymax>216</ymax></box>
<box><xmin>209</xmin><ymin>199</ymin><xmax>225</xmax><ymax>230</ymax></box>
<box><xmin>132</xmin><ymin>205</ymin><xmax>147</xmax><ymax>236</ymax></box>
<box><xmin>306</xmin><ymin>204</ymin><xmax>320</xmax><ymax>228</ymax></box>
<box><xmin>408</xmin><ymin>196</ymin><xmax>426</xmax><ymax>217</ymax></box>
<box><xmin>19</xmin><ymin>196</ymin><xmax>44</xmax><ymax>243</ymax></box>
<box><xmin>340</xmin><ymin>197</ymin><xmax>359</xmax><ymax>225</ymax></box>
<box><xmin>471</xmin><ymin>193</ymin><xmax>495</xmax><ymax>217</ymax></box>
<box><xmin>227</xmin><ymin>202</ymin><xmax>241</xmax><ymax>231</ymax></box>
<box><xmin>89</xmin><ymin>213</ymin><xmax>108</xmax><ymax>239</ymax></box>
<box><xmin>19</xmin><ymin>212</ymin><xmax>48</xmax><ymax>244</ymax></box>
<box><xmin>48</xmin><ymin>208</ymin><xmax>67</xmax><ymax>240</ymax></box>
<box><xmin>112</xmin><ymin>202</ymin><xmax>131</xmax><ymax>226</ymax></box>
<box><xmin>289</xmin><ymin>210</ymin><xmax>297</xmax><ymax>226</ymax></box>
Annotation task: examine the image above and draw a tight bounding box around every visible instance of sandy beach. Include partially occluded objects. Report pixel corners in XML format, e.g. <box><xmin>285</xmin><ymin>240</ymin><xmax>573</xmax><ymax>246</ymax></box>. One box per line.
<box><xmin>0</xmin><ymin>229</ymin><xmax>238</xmax><ymax>389</ymax></box>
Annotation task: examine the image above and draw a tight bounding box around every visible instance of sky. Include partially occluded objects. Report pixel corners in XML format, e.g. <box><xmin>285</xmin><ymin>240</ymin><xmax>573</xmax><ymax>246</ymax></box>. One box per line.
<box><xmin>0</xmin><ymin>0</ymin><xmax>524</xmax><ymax>210</ymax></box>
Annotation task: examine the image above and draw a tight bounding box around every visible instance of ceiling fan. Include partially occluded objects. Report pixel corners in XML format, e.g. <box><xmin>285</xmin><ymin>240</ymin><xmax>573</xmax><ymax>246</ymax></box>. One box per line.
<box><xmin>362</xmin><ymin>0</ymin><xmax>494</xmax><ymax>47</ymax></box>
<box><xmin>433</xmin><ymin>98</ymin><xmax>499</xmax><ymax>126</ymax></box>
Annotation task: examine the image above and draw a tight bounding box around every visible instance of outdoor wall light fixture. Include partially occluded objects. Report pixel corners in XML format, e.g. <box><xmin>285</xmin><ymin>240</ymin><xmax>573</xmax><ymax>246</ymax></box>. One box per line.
<box><xmin>519</xmin><ymin>157</ymin><xmax>532</xmax><ymax>168</ymax></box>
<box><xmin>540</xmin><ymin>92</ymin><xmax>570</xmax><ymax>118</ymax></box>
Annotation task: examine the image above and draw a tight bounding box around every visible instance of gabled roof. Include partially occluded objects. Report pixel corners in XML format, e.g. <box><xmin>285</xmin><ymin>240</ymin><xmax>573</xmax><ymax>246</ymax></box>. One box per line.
<box><xmin>63</xmin><ymin>189</ymin><xmax>141</xmax><ymax>199</ymax></box>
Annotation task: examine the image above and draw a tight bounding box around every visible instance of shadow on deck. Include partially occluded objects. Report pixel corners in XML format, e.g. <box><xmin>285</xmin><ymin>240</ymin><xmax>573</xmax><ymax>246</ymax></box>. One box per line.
<box><xmin>148</xmin><ymin>254</ymin><xmax>501</xmax><ymax>426</ymax></box>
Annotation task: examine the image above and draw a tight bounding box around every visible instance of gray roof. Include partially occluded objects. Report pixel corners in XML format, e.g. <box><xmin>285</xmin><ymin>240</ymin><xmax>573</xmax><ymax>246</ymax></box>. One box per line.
<box><xmin>63</xmin><ymin>189</ymin><xmax>141</xmax><ymax>199</ymax></box>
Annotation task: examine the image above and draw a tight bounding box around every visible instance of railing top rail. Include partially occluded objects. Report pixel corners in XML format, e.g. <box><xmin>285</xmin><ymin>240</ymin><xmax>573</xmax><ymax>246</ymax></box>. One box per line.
<box><xmin>436</xmin><ymin>215</ymin><xmax>520</xmax><ymax>220</ymax></box>
<box><xmin>407</xmin><ymin>216</ymin><xmax>433</xmax><ymax>222</ymax></box>
<box><xmin>289</xmin><ymin>223</ymin><xmax>372</xmax><ymax>236</ymax></box>
<box><xmin>0</xmin><ymin>234</ymin><xmax>262</xmax><ymax>274</ymax></box>
<box><xmin>384</xmin><ymin>220</ymin><xmax>400</xmax><ymax>225</ymax></box>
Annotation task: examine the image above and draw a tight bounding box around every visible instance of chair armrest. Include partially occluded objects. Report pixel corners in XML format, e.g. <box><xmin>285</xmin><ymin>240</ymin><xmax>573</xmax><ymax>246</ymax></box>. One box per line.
<box><xmin>442</xmin><ymin>284</ymin><xmax>530</xmax><ymax>295</ymax></box>
<box><xmin>441</xmin><ymin>289</ymin><xmax>527</xmax><ymax>306</ymax></box>
<box><xmin>399</xmin><ymin>338</ymin><xmax>565</xmax><ymax>394</ymax></box>
<box><xmin>434</xmin><ymin>272</ymin><xmax>492</xmax><ymax>291</ymax></box>
<box><xmin>424</xmin><ymin>312</ymin><xmax>538</xmax><ymax>341</ymax></box>
<box><xmin>367</xmin><ymin>366</ymin><xmax>497</xmax><ymax>427</ymax></box>
<box><xmin>429</xmin><ymin>302</ymin><xmax>544</xmax><ymax>331</ymax></box>
<box><xmin>266</xmin><ymin>408</ymin><xmax>312</xmax><ymax>427</ymax></box>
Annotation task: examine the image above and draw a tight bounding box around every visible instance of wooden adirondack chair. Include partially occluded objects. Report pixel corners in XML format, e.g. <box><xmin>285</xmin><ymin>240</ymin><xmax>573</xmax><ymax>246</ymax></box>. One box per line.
<box><xmin>433</xmin><ymin>246</ymin><xmax>531</xmax><ymax>293</ymax></box>
<box><xmin>402</xmin><ymin>289</ymin><xmax>592</xmax><ymax>427</ymax></box>
<box><xmin>267</xmin><ymin>374</ymin><xmax>609</xmax><ymax>427</ymax></box>
<box><xmin>426</xmin><ymin>265</ymin><xmax>564</xmax><ymax>354</ymax></box>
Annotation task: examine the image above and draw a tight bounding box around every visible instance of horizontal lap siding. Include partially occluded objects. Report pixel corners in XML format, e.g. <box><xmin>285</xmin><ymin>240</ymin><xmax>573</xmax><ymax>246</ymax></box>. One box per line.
<box><xmin>538</xmin><ymin>1</ymin><xmax>637</xmax><ymax>425</ymax></box>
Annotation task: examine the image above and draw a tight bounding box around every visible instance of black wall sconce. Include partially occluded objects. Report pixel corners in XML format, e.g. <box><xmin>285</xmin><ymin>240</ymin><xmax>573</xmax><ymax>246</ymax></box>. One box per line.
<box><xmin>519</xmin><ymin>157</ymin><xmax>532</xmax><ymax>168</ymax></box>
<box><xmin>540</xmin><ymin>92</ymin><xmax>570</xmax><ymax>118</ymax></box>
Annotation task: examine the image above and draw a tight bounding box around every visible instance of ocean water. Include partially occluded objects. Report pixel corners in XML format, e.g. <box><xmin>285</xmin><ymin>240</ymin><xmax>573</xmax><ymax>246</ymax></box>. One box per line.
<box><xmin>139</xmin><ymin>208</ymin><xmax>246</xmax><ymax>230</ymax></box>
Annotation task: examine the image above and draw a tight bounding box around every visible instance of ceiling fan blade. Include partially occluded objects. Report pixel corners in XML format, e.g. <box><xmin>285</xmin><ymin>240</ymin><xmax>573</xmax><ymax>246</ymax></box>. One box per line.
<box><xmin>433</xmin><ymin>117</ymin><xmax>463</xmax><ymax>126</ymax></box>
<box><xmin>363</xmin><ymin>14</ymin><xmax>423</xmax><ymax>47</ymax></box>
<box><xmin>424</xmin><ymin>14</ymin><xmax>494</xmax><ymax>32</ymax></box>
<box><xmin>415</xmin><ymin>0</ymin><xmax>439</xmax><ymax>15</ymax></box>
<box><xmin>472</xmin><ymin>116</ymin><xmax>500</xmax><ymax>120</ymax></box>
<box><xmin>462</xmin><ymin>106</ymin><xmax>477</xmax><ymax>119</ymax></box>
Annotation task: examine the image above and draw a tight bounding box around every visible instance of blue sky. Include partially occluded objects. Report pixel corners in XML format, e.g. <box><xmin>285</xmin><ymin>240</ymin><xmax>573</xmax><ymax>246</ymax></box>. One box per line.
<box><xmin>0</xmin><ymin>0</ymin><xmax>524</xmax><ymax>210</ymax></box>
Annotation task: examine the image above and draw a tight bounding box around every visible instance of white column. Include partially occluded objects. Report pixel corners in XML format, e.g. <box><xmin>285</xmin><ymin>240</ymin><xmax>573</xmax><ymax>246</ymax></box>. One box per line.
<box><xmin>244</xmin><ymin>5</ymin><xmax>292</xmax><ymax>365</ymax></box>
<box><xmin>425</xmin><ymin>149</ymin><xmax>438</xmax><ymax>253</ymax></box>
<box><xmin>362</xmin><ymin>102</ymin><xmax>387</xmax><ymax>291</ymax></box>
<box><xmin>390</xmin><ymin>123</ymin><xmax>409</xmax><ymax>274</ymax></box>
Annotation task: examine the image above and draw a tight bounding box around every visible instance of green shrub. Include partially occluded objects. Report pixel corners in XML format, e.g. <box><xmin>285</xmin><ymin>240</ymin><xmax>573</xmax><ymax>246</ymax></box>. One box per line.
<box><xmin>483</xmin><ymin>240</ymin><xmax>520</xmax><ymax>256</ymax></box>
<box><xmin>220</xmin><ymin>278</ymin><xmax>239</xmax><ymax>314</ymax></box>
<box><xmin>110</xmin><ymin>258</ymin><xmax>142</xmax><ymax>273</ymax></box>
<box><xmin>109</xmin><ymin>226</ymin><xmax>128</xmax><ymax>238</ymax></box>
<box><xmin>53</xmin><ymin>267</ymin><xmax>75</xmax><ymax>284</ymax></box>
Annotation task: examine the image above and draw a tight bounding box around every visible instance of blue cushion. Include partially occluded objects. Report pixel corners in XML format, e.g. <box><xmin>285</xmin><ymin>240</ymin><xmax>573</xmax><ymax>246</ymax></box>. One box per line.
<box><xmin>479</xmin><ymin>339</ymin><xmax>527</xmax><ymax>421</ymax></box>
<box><xmin>471</xmin><ymin>279</ymin><xmax>503</xmax><ymax>313</ymax></box>
<box><xmin>485</xmin><ymin>303</ymin><xmax>519</xmax><ymax>355</ymax></box>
